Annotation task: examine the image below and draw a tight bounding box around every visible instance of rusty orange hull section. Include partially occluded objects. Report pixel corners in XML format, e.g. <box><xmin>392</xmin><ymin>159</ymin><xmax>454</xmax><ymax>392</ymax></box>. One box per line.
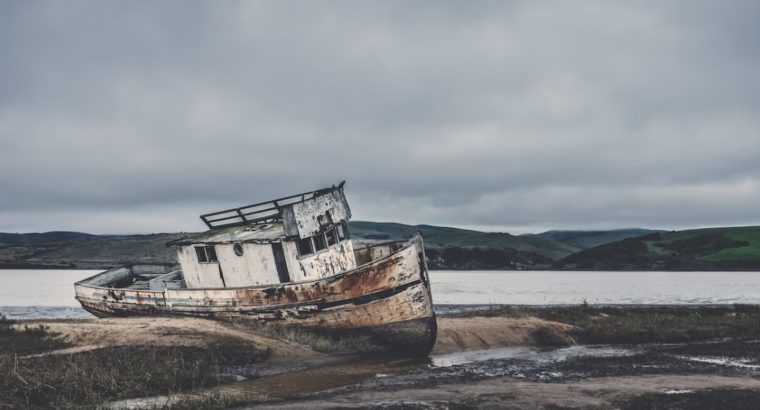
<box><xmin>75</xmin><ymin>238</ymin><xmax>437</xmax><ymax>355</ymax></box>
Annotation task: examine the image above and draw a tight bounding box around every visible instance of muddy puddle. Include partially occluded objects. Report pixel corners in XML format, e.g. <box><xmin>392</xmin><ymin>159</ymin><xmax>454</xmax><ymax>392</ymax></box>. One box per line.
<box><xmin>430</xmin><ymin>344</ymin><xmax>637</xmax><ymax>367</ymax></box>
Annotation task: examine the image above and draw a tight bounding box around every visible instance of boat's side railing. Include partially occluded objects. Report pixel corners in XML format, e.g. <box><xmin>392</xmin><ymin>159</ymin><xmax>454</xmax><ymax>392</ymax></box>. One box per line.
<box><xmin>199</xmin><ymin>181</ymin><xmax>345</xmax><ymax>229</ymax></box>
<box><xmin>75</xmin><ymin>264</ymin><xmax>179</xmax><ymax>288</ymax></box>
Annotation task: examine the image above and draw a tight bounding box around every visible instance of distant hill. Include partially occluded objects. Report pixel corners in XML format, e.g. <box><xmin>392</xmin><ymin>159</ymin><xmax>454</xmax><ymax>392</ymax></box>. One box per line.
<box><xmin>6</xmin><ymin>223</ymin><xmax>753</xmax><ymax>271</ymax></box>
<box><xmin>0</xmin><ymin>232</ymin><xmax>184</xmax><ymax>269</ymax></box>
<box><xmin>0</xmin><ymin>222</ymin><xmax>585</xmax><ymax>270</ymax></box>
<box><xmin>0</xmin><ymin>231</ymin><xmax>95</xmax><ymax>247</ymax></box>
<box><xmin>348</xmin><ymin>221</ymin><xmax>580</xmax><ymax>260</ymax></box>
<box><xmin>555</xmin><ymin>226</ymin><xmax>760</xmax><ymax>270</ymax></box>
<box><xmin>527</xmin><ymin>229</ymin><xmax>664</xmax><ymax>250</ymax></box>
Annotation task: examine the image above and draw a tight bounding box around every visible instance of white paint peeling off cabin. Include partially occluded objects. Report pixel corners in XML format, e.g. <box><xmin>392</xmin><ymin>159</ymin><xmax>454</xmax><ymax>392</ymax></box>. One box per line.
<box><xmin>75</xmin><ymin>182</ymin><xmax>437</xmax><ymax>356</ymax></box>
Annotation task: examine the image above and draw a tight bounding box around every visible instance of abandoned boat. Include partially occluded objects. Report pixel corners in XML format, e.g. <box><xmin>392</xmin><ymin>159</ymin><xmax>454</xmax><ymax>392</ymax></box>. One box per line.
<box><xmin>74</xmin><ymin>182</ymin><xmax>437</xmax><ymax>355</ymax></box>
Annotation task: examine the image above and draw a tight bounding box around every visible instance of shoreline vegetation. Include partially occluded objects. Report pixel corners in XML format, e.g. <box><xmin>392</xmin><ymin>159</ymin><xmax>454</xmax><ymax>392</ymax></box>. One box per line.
<box><xmin>2</xmin><ymin>223</ymin><xmax>760</xmax><ymax>271</ymax></box>
<box><xmin>5</xmin><ymin>305</ymin><xmax>760</xmax><ymax>408</ymax></box>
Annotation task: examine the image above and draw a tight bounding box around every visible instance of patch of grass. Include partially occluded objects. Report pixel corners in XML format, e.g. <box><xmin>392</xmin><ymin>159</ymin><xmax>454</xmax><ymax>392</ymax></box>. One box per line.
<box><xmin>446</xmin><ymin>305</ymin><xmax>760</xmax><ymax>345</ymax></box>
<box><xmin>699</xmin><ymin>228</ymin><xmax>760</xmax><ymax>262</ymax></box>
<box><xmin>0</xmin><ymin>315</ymin><xmax>70</xmax><ymax>355</ymax></box>
<box><xmin>701</xmin><ymin>246</ymin><xmax>760</xmax><ymax>261</ymax></box>
<box><xmin>0</xmin><ymin>339</ymin><xmax>269</xmax><ymax>409</ymax></box>
<box><xmin>539</xmin><ymin>305</ymin><xmax>760</xmax><ymax>344</ymax></box>
<box><xmin>556</xmin><ymin>226</ymin><xmax>760</xmax><ymax>269</ymax></box>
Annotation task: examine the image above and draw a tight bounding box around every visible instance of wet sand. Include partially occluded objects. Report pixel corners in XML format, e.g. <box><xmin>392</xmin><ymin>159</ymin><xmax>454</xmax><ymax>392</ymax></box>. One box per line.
<box><xmin>19</xmin><ymin>308</ymin><xmax>760</xmax><ymax>409</ymax></box>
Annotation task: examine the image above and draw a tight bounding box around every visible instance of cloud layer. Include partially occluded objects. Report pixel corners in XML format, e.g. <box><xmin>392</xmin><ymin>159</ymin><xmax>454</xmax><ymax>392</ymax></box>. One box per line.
<box><xmin>1</xmin><ymin>1</ymin><xmax>759</xmax><ymax>234</ymax></box>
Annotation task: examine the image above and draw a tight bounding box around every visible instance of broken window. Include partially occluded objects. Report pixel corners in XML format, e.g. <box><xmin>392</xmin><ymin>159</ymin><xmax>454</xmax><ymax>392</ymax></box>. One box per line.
<box><xmin>326</xmin><ymin>228</ymin><xmax>338</xmax><ymax>246</ymax></box>
<box><xmin>297</xmin><ymin>237</ymin><xmax>313</xmax><ymax>257</ymax></box>
<box><xmin>313</xmin><ymin>233</ymin><xmax>327</xmax><ymax>251</ymax></box>
<box><xmin>336</xmin><ymin>222</ymin><xmax>348</xmax><ymax>241</ymax></box>
<box><xmin>195</xmin><ymin>245</ymin><xmax>218</xmax><ymax>263</ymax></box>
<box><xmin>195</xmin><ymin>246</ymin><xmax>208</xmax><ymax>263</ymax></box>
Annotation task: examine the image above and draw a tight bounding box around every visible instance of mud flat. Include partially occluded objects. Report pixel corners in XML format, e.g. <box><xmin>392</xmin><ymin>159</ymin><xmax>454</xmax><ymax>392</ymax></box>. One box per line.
<box><xmin>5</xmin><ymin>305</ymin><xmax>760</xmax><ymax>408</ymax></box>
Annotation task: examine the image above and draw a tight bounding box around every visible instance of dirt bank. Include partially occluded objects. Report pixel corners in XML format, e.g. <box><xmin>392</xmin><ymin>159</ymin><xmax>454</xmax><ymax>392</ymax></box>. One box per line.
<box><xmin>23</xmin><ymin>314</ymin><xmax>577</xmax><ymax>357</ymax></box>
<box><xmin>17</xmin><ymin>317</ymin><xmax>322</xmax><ymax>360</ymax></box>
<box><xmin>434</xmin><ymin>316</ymin><xmax>576</xmax><ymax>353</ymax></box>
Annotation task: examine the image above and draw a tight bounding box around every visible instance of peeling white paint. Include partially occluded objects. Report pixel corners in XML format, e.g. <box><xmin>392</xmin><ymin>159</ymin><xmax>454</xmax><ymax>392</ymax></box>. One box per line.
<box><xmin>283</xmin><ymin>189</ymin><xmax>351</xmax><ymax>239</ymax></box>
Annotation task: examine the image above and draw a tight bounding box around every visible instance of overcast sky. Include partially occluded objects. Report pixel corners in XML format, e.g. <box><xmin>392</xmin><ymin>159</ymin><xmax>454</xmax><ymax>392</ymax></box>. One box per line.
<box><xmin>1</xmin><ymin>1</ymin><xmax>759</xmax><ymax>235</ymax></box>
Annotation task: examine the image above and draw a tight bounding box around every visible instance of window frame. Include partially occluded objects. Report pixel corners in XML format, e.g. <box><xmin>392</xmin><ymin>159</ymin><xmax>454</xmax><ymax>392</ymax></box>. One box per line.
<box><xmin>325</xmin><ymin>228</ymin><xmax>338</xmax><ymax>246</ymax></box>
<box><xmin>296</xmin><ymin>224</ymin><xmax>349</xmax><ymax>260</ymax></box>
<box><xmin>296</xmin><ymin>237</ymin><xmax>314</xmax><ymax>257</ymax></box>
<box><xmin>336</xmin><ymin>222</ymin><xmax>349</xmax><ymax>241</ymax></box>
<box><xmin>194</xmin><ymin>245</ymin><xmax>218</xmax><ymax>264</ymax></box>
<box><xmin>313</xmin><ymin>232</ymin><xmax>327</xmax><ymax>252</ymax></box>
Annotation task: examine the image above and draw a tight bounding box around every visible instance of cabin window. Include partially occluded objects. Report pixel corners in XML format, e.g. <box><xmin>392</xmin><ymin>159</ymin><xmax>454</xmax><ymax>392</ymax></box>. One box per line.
<box><xmin>336</xmin><ymin>223</ymin><xmax>348</xmax><ymax>241</ymax></box>
<box><xmin>194</xmin><ymin>246</ymin><xmax>218</xmax><ymax>263</ymax></box>
<box><xmin>195</xmin><ymin>247</ymin><xmax>207</xmax><ymax>263</ymax></box>
<box><xmin>313</xmin><ymin>233</ymin><xmax>327</xmax><ymax>251</ymax></box>
<box><xmin>206</xmin><ymin>246</ymin><xmax>218</xmax><ymax>262</ymax></box>
<box><xmin>326</xmin><ymin>228</ymin><xmax>338</xmax><ymax>246</ymax></box>
<box><xmin>297</xmin><ymin>237</ymin><xmax>313</xmax><ymax>256</ymax></box>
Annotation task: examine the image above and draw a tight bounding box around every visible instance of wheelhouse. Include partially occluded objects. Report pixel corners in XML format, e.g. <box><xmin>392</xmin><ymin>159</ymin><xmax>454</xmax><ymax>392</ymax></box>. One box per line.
<box><xmin>168</xmin><ymin>182</ymin><xmax>356</xmax><ymax>288</ymax></box>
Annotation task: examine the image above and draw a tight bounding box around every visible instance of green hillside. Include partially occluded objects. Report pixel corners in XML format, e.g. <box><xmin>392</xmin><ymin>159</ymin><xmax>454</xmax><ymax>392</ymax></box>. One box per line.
<box><xmin>527</xmin><ymin>229</ymin><xmax>663</xmax><ymax>250</ymax></box>
<box><xmin>0</xmin><ymin>232</ymin><xmax>183</xmax><ymax>269</ymax></box>
<box><xmin>556</xmin><ymin>226</ymin><xmax>760</xmax><ymax>270</ymax></box>
<box><xmin>5</xmin><ymin>223</ymin><xmax>757</xmax><ymax>271</ymax></box>
<box><xmin>348</xmin><ymin>221</ymin><xmax>580</xmax><ymax>260</ymax></box>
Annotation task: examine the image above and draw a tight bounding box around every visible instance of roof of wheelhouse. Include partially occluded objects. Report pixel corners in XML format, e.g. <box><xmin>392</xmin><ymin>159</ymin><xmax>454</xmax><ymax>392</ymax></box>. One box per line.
<box><xmin>167</xmin><ymin>181</ymin><xmax>352</xmax><ymax>246</ymax></box>
<box><xmin>172</xmin><ymin>222</ymin><xmax>286</xmax><ymax>246</ymax></box>
<box><xmin>199</xmin><ymin>181</ymin><xmax>346</xmax><ymax>230</ymax></box>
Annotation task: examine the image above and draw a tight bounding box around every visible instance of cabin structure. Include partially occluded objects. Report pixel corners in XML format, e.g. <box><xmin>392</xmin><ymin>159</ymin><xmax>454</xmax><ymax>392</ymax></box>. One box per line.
<box><xmin>170</xmin><ymin>182</ymin><xmax>356</xmax><ymax>288</ymax></box>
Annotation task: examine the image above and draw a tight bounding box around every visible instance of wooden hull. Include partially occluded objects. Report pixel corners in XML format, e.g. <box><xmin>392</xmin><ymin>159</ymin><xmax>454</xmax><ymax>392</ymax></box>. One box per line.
<box><xmin>75</xmin><ymin>237</ymin><xmax>437</xmax><ymax>356</ymax></box>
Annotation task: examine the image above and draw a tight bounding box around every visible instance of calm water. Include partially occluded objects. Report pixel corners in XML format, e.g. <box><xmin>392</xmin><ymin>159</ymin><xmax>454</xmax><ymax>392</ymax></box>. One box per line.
<box><xmin>2</xmin><ymin>269</ymin><xmax>760</xmax><ymax>319</ymax></box>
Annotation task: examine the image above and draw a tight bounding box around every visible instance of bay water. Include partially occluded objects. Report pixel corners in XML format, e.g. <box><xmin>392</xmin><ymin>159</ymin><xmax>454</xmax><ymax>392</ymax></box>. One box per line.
<box><xmin>2</xmin><ymin>269</ymin><xmax>760</xmax><ymax>319</ymax></box>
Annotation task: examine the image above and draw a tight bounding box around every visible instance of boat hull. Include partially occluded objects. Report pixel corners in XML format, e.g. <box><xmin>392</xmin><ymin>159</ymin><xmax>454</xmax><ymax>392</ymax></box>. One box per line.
<box><xmin>75</xmin><ymin>237</ymin><xmax>437</xmax><ymax>356</ymax></box>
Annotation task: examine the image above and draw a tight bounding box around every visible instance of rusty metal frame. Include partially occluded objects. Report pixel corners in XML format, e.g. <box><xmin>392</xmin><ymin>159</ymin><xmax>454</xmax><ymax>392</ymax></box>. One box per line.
<box><xmin>199</xmin><ymin>181</ymin><xmax>345</xmax><ymax>229</ymax></box>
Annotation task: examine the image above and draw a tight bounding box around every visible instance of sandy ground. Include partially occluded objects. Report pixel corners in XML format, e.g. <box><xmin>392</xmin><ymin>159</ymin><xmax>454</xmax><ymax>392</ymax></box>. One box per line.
<box><xmin>18</xmin><ymin>317</ymin><xmax>320</xmax><ymax>360</ymax></box>
<box><xmin>433</xmin><ymin>316</ymin><xmax>576</xmax><ymax>353</ymax></box>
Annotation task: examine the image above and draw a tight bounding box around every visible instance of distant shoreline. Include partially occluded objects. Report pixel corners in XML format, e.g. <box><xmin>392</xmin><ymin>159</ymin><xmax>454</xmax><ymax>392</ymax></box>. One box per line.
<box><xmin>3</xmin><ymin>223</ymin><xmax>760</xmax><ymax>270</ymax></box>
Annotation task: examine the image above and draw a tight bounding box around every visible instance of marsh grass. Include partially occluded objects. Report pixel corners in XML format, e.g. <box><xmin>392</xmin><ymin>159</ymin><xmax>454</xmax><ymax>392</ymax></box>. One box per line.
<box><xmin>541</xmin><ymin>305</ymin><xmax>760</xmax><ymax>344</ymax></box>
<box><xmin>0</xmin><ymin>336</ymin><xmax>269</xmax><ymax>409</ymax></box>
<box><xmin>0</xmin><ymin>314</ymin><xmax>70</xmax><ymax>355</ymax></box>
<box><xmin>448</xmin><ymin>304</ymin><xmax>760</xmax><ymax>344</ymax></box>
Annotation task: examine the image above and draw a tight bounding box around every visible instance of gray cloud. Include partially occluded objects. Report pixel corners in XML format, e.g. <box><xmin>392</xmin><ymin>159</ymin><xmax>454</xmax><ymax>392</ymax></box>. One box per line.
<box><xmin>1</xmin><ymin>1</ymin><xmax>759</xmax><ymax>234</ymax></box>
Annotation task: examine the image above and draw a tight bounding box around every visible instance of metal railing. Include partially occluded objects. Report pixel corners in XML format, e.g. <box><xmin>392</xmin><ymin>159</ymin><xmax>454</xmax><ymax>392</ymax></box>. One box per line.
<box><xmin>199</xmin><ymin>181</ymin><xmax>345</xmax><ymax>229</ymax></box>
